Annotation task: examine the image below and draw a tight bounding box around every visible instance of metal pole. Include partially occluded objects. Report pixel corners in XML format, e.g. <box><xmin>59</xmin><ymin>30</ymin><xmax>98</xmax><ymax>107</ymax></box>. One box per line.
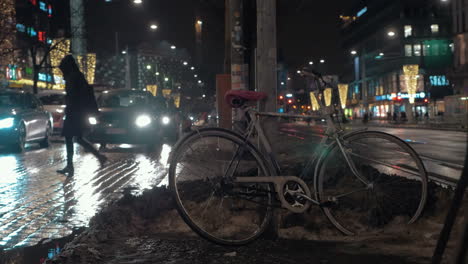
<box><xmin>70</xmin><ymin>0</ymin><xmax>86</xmax><ymax>56</ymax></box>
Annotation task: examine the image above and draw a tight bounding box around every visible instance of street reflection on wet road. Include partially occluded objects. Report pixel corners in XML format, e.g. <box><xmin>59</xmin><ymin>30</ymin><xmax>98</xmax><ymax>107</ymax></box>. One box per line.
<box><xmin>0</xmin><ymin>140</ymin><xmax>170</xmax><ymax>249</ymax></box>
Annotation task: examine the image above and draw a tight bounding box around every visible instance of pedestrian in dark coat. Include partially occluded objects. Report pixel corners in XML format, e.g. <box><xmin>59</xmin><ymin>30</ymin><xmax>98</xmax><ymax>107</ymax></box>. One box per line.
<box><xmin>57</xmin><ymin>55</ymin><xmax>107</xmax><ymax>176</ymax></box>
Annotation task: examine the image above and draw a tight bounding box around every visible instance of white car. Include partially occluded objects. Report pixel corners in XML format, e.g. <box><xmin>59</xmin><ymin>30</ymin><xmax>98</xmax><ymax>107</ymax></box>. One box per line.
<box><xmin>38</xmin><ymin>90</ymin><xmax>66</xmax><ymax>133</ymax></box>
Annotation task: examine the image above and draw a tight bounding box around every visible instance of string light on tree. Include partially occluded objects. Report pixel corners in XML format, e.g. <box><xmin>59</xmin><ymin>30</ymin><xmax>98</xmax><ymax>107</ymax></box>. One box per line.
<box><xmin>403</xmin><ymin>64</ymin><xmax>419</xmax><ymax>104</ymax></box>
<box><xmin>324</xmin><ymin>88</ymin><xmax>332</xmax><ymax>106</ymax></box>
<box><xmin>338</xmin><ymin>83</ymin><xmax>348</xmax><ymax>109</ymax></box>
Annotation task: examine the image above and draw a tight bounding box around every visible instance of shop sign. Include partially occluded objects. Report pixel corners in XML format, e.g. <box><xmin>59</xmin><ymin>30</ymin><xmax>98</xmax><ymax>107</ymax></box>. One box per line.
<box><xmin>375</xmin><ymin>92</ymin><xmax>426</xmax><ymax>101</ymax></box>
<box><xmin>5</xmin><ymin>65</ymin><xmax>22</xmax><ymax>80</ymax></box>
<box><xmin>38</xmin><ymin>73</ymin><xmax>53</xmax><ymax>83</ymax></box>
<box><xmin>429</xmin><ymin>75</ymin><xmax>449</xmax><ymax>86</ymax></box>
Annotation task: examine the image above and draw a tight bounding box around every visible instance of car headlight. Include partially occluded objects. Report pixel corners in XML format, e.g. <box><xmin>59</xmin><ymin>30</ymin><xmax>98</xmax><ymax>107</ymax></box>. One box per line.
<box><xmin>0</xmin><ymin>117</ymin><xmax>14</xmax><ymax>129</ymax></box>
<box><xmin>88</xmin><ymin>117</ymin><xmax>98</xmax><ymax>125</ymax></box>
<box><xmin>161</xmin><ymin>116</ymin><xmax>170</xmax><ymax>125</ymax></box>
<box><xmin>135</xmin><ymin>115</ymin><xmax>152</xmax><ymax>127</ymax></box>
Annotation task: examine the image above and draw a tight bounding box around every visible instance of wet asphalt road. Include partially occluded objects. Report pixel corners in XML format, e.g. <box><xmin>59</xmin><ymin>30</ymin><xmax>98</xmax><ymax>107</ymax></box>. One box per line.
<box><xmin>282</xmin><ymin>123</ymin><xmax>467</xmax><ymax>182</ymax></box>
<box><xmin>0</xmin><ymin>139</ymin><xmax>170</xmax><ymax>250</ymax></box>
<box><xmin>0</xmin><ymin>125</ymin><xmax>466</xmax><ymax>251</ymax></box>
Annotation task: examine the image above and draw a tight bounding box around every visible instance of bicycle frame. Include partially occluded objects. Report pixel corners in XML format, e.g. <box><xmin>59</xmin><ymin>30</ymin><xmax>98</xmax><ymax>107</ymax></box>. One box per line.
<box><xmin>232</xmin><ymin>86</ymin><xmax>371</xmax><ymax>213</ymax></box>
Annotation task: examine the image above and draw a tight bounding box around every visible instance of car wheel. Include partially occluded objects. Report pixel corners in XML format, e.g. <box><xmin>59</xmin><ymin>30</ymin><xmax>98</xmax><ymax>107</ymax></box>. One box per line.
<box><xmin>11</xmin><ymin>123</ymin><xmax>26</xmax><ymax>153</ymax></box>
<box><xmin>39</xmin><ymin>123</ymin><xmax>52</xmax><ymax>148</ymax></box>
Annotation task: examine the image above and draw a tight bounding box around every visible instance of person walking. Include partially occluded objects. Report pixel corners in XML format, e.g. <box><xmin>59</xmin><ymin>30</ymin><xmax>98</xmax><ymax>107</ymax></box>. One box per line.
<box><xmin>56</xmin><ymin>55</ymin><xmax>107</xmax><ymax>176</ymax></box>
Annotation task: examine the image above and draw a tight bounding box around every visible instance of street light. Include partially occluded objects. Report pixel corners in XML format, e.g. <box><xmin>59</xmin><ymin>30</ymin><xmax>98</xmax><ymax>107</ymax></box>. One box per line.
<box><xmin>164</xmin><ymin>77</ymin><xmax>169</xmax><ymax>82</ymax></box>
<box><xmin>171</xmin><ymin>45</ymin><xmax>176</xmax><ymax>50</ymax></box>
<box><xmin>197</xmin><ymin>20</ymin><xmax>203</xmax><ymax>25</ymax></box>
<box><xmin>308</xmin><ymin>61</ymin><xmax>313</xmax><ymax>65</ymax></box>
<box><xmin>194</xmin><ymin>74</ymin><xmax>198</xmax><ymax>78</ymax></box>
<box><xmin>379</xmin><ymin>52</ymin><xmax>384</xmax><ymax>56</ymax></box>
<box><xmin>387</xmin><ymin>31</ymin><xmax>396</xmax><ymax>37</ymax></box>
<box><xmin>122</xmin><ymin>50</ymin><xmax>127</xmax><ymax>54</ymax></box>
<box><xmin>320</xmin><ymin>59</ymin><xmax>325</xmax><ymax>63</ymax></box>
<box><xmin>150</xmin><ymin>24</ymin><xmax>158</xmax><ymax>30</ymax></box>
<box><xmin>198</xmin><ymin>80</ymin><xmax>202</xmax><ymax>84</ymax></box>
<box><xmin>133</xmin><ymin>0</ymin><xmax>142</xmax><ymax>4</ymax></box>
<box><xmin>297</xmin><ymin>70</ymin><xmax>301</xmax><ymax>74</ymax></box>
<box><xmin>191</xmin><ymin>67</ymin><xmax>195</xmax><ymax>70</ymax></box>
<box><xmin>146</xmin><ymin>65</ymin><xmax>151</xmax><ymax>70</ymax></box>
<box><xmin>156</xmin><ymin>72</ymin><xmax>160</xmax><ymax>76</ymax></box>
<box><xmin>351</xmin><ymin>50</ymin><xmax>357</xmax><ymax>55</ymax></box>
<box><xmin>183</xmin><ymin>61</ymin><xmax>188</xmax><ymax>66</ymax></box>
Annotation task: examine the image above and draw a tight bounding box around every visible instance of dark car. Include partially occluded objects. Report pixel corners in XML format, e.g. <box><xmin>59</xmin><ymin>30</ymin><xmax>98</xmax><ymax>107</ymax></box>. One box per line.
<box><xmin>87</xmin><ymin>89</ymin><xmax>165</xmax><ymax>151</ymax></box>
<box><xmin>0</xmin><ymin>90</ymin><xmax>53</xmax><ymax>152</ymax></box>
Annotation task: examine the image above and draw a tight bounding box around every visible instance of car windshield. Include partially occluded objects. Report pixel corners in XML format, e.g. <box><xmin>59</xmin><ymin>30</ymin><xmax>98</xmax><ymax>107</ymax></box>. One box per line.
<box><xmin>0</xmin><ymin>93</ymin><xmax>24</xmax><ymax>108</ymax></box>
<box><xmin>39</xmin><ymin>94</ymin><xmax>66</xmax><ymax>105</ymax></box>
<box><xmin>99</xmin><ymin>91</ymin><xmax>151</xmax><ymax>108</ymax></box>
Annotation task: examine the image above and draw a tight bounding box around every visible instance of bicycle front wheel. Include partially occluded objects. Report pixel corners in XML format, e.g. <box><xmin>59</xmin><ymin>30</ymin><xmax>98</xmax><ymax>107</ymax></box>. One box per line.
<box><xmin>316</xmin><ymin>131</ymin><xmax>428</xmax><ymax>235</ymax></box>
<box><xmin>169</xmin><ymin>128</ymin><xmax>274</xmax><ymax>245</ymax></box>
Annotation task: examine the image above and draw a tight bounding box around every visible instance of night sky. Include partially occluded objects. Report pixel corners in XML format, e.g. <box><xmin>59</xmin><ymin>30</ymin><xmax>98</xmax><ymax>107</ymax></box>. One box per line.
<box><xmin>53</xmin><ymin>0</ymin><xmax>360</xmax><ymax>88</ymax></box>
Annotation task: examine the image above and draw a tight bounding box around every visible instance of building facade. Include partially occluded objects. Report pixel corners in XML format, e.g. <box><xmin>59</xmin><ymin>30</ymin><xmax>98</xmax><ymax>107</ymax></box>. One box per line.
<box><xmin>1</xmin><ymin>0</ymin><xmax>61</xmax><ymax>91</ymax></box>
<box><xmin>340</xmin><ymin>0</ymin><xmax>453</xmax><ymax>120</ymax></box>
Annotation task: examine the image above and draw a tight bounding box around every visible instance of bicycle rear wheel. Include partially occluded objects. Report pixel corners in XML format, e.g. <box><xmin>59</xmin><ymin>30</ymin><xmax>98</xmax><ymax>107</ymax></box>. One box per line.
<box><xmin>316</xmin><ymin>131</ymin><xmax>428</xmax><ymax>235</ymax></box>
<box><xmin>169</xmin><ymin>128</ymin><xmax>274</xmax><ymax>245</ymax></box>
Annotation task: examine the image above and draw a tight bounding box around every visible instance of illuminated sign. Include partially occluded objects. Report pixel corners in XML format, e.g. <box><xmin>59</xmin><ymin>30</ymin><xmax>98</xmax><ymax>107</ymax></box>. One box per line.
<box><xmin>357</xmin><ymin>7</ymin><xmax>367</xmax><ymax>17</ymax></box>
<box><xmin>375</xmin><ymin>92</ymin><xmax>426</xmax><ymax>101</ymax></box>
<box><xmin>38</xmin><ymin>73</ymin><xmax>53</xmax><ymax>83</ymax></box>
<box><xmin>5</xmin><ymin>65</ymin><xmax>22</xmax><ymax>80</ymax></box>
<box><xmin>429</xmin><ymin>75</ymin><xmax>449</xmax><ymax>86</ymax></box>
<box><xmin>39</xmin><ymin>1</ymin><xmax>47</xmax><ymax>12</ymax></box>
<box><xmin>16</xmin><ymin>24</ymin><xmax>26</xmax><ymax>32</ymax></box>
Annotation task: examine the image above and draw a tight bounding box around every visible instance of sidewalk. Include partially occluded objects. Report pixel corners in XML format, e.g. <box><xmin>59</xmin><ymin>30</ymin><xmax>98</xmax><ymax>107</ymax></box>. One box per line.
<box><xmin>347</xmin><ymin>119</ymin><xmax>468</xmax><ymax>132</ymax></box>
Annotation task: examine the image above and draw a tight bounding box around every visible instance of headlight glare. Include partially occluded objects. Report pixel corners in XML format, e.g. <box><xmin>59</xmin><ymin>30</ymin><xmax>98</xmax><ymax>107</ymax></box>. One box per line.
<box><xmin>136</xmin><ymin>115</ymin><xmax>152</xmax><ymax>127</ymax></box>
<box><xmin>88</xmin><ymin>117</ymin><xmax>98</xmax><ymax>125</ymax></box>
<box><xmin>0</xmin><ymin>117</ymin><xmax>14</xmax><ymax>129</ymax></box>
<box><xmin>162</xmin><ymin>116</ymin><xmax>170</xmax><ymax>125</ymax></box>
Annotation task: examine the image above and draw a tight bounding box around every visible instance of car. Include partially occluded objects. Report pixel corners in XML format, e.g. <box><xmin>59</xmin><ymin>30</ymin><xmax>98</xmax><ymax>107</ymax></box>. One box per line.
<box><xmin>87</xmin><ymin>89</ymin><xmax>166</xmax><ymax>151</ymax></box>
<box><xmin>37</xmin><ymin>90</ymin><xmax>66</xmax><ymax>133</ymax></box>
<box><xmin>0</xmin><ymin>89</ymin><xmax>53</xmax><ymax>152</ymax></box>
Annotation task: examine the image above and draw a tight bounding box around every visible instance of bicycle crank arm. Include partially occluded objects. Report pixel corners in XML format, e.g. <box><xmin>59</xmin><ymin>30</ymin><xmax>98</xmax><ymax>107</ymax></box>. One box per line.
<box><xmin>235</xmin><ymin>176</ymin><xmax>313</xmax><ymax>213</ymax></box>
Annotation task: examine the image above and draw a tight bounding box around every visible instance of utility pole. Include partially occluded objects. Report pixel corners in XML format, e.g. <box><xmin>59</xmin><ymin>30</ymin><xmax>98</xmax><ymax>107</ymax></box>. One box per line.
<box><xmin>256</xmin><ymin>0</ymin><xmax>277</xmax><ymax>113</ymax></box>
<box><xmin>256</xmin><ymin>0</ymin><xmax>278</xmax><ymax>239</ymax></box>
<box><xmin>70</xmin><ymin>0</ymin><xmax>87</xmax><ymax>68</ymax></box>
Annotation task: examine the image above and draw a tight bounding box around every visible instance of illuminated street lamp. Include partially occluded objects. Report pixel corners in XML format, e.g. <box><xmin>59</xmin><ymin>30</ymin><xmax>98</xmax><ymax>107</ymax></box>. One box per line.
<box><xmin>379</xmin><ymin>52</ymin><xmax>384</xmax><ymax>56</ymax></box>
<box><xmin>197</xmin><ymin>20</ymin><xmax>203</xmax><ymax>25</ymax></box>
<box><xmin>122</xmin><ymin>50</ymin><xmax>127</xmax><ymax>54</ymax></box>
<box><xmin>198</xmin><ymin>80</ymin><xmax>202</xmax><ymax>84</ymax></box>
<box><xmin>156</xmin><ymin>72</ymin><xmax>160</xmax><ymax>76</ymax></box>
<box><xmin>164</xmin><ymin>77</ymin><xmax>169</xmax><ymax>82</ymax></box>
<box><xmin>171</xmin><ymin>45</ymin><xmax>176</xmax><ymax>50</ymax></box>
<box><xmin>183</xmin><ymin>61</ymin><xmax>188</xmax><ymax>66</ymax></box>
<box><xmin>191</xmin><ymin>66</ymin><xmax>195</xmax><ymax>70</ymax></box>
<box><xmin>308</xmin><ymin>61</ymin><xmax>313</xmax><ymax>65</ymax></box>
<box><xmin>133</xmin><ymin>0</ymin><xmax>142</xmax><ymax>4</ymax></box>
<box><xmin>150</xmin><ymin>24</ymin><xmax>158</xmax><ymax>30</ymax></box>
<box><xmin>297</xmin><ymin>70</ymin><xmax>301</xmax><ymax>74</ymax></box>
<box><xmin>194</xmin><ymin>74</ymin><xmax>198</xmax><ymax>78</ymax></box>
<box><xmin>146</xmin><ymin>65</ymin><xmax>151</xmax><ymax>70</ymax></box>
<box><xmin>320</xmin><ymin>59</ymin><xmax>325</xmax><ymax>63</ymax></box>
<box><xmin>387</xmin><ymin>31</ymin><xmax>396</xmax><ymax>37</ymax></box>
<box><xmin>351</xmin><ymin>50</ymin><xmax>357</xmax><ymax>55</ymax></box>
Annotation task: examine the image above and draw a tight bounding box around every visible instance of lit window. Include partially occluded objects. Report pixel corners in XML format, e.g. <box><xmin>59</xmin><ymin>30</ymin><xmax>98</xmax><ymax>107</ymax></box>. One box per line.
<box><xmin>430</xmin><ymin>24</ymin><xmax>439</xmax><ymax>34</ymax></box>
<box><xmin>413</xmin><ymin>44</ymin><xmax>421</xmax><ymax>56</ymax></box>
<box><xmin>404</xmin><ymin>25</ymin><xmax>412</xmax><ymax>37</ymax></box>
<box><xmin>405</xmin><ymin>44</ymin><xmax>412</xmax><ymax>56</ymax></box>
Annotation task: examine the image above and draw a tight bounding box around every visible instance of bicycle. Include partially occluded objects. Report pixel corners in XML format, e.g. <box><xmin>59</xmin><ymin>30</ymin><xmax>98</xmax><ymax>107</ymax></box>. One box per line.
<box><xmin>168</xmin><ymin>70</ymin><xmax>428</xmax><ymax>245</ymax></box>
